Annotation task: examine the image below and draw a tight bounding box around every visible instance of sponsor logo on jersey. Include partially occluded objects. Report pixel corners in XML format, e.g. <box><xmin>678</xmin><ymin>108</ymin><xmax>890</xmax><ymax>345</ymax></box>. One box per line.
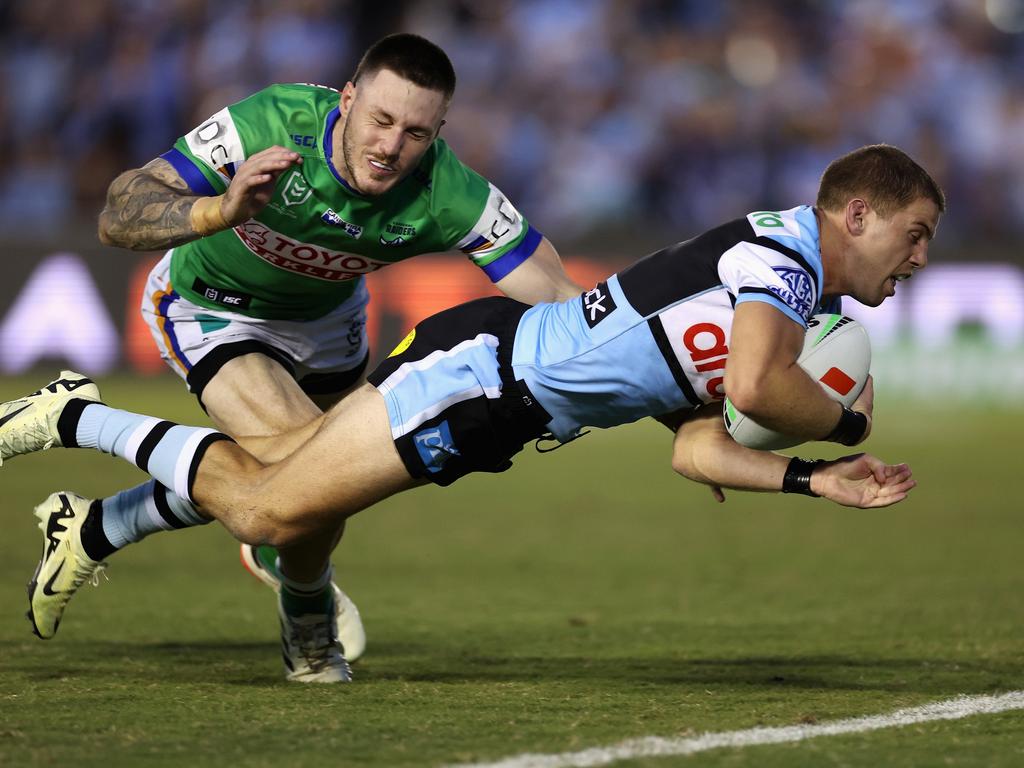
<box><xmin>195</xmin><ymin>120</ymin><xmax>232</xmax><ymax>169</ymax></box>
<box><xmin>321</xmin><ymin>208</ymin><xmax>363</xmax><ymax>238</ymax></box>
<box><xmin>291</xmin><ymin>134</ymin><xmax>317</xmax><ymax>148</ymax></box>
<box><xmin>490</xmin><ymin>196</ymin><xmax>520</xmax><ymax>240</ymax></box>
<box><xmin>747</xmin><ymin>208</ymin><xmax>801</xmax><ymax>239</ymax></box>
<box><xmin>413</xmin><ymin>420</ymin><xmax>459</xmax><ymax>473</ymax></box>
<box><xmin>581</xmin><ymin>282</ymin><xmax>617</xmax><ymax>328</ymax></box>
<box><xmin>769</xmin><ymin>267</ymin><xmax>814</xmax><ymax>316</ymax></box>
<box><xmin>184</xmin><ymin>107</ymin><xmax>245</xmax><ymax>184</ymax></box>
<box><xmin>457</xmin><ymin>184</ymin><xmax>525</xmax><ymax>262</ymax></box>
<box><xmin>380</xmin><ymin>222</ymin><xmax>417</xmax><ymax>246</ymax></box>
<box><xmin>385</xmin><ymin>222</ymin><xmax>416</xmax><ymax>237</ymax></box>
<box><xmin>656</xmin><ymin>290</ymin><xmax>735</xmax><ymax>402</ymax></box>
<box><xmin>191</xmin><ymin>277</ymin><xmax>252</xmax><ymax>309</ymax></box>
<box><xmin>281</xmin><ymin>170</ymin><xmax>313</xmax><ymax>207</ymax></box>
<box><xmin>234</xmin><ymin>222</ymin><xmax>391</xmax><ymax>281</ymax></box>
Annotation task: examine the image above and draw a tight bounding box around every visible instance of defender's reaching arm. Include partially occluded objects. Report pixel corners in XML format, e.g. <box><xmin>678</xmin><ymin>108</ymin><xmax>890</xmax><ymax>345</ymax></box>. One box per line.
<box><xmin>493</xmin><ymin>236</ymin><xmax>583</xmax><ymax>304</ymax></box>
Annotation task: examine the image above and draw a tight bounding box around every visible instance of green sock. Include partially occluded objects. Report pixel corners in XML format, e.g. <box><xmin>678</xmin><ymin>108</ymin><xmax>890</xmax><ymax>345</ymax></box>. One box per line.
<box><xmin>280</xmin><ymin>584</ymin><xmax>334</xmax><ymax>616</ymax></box>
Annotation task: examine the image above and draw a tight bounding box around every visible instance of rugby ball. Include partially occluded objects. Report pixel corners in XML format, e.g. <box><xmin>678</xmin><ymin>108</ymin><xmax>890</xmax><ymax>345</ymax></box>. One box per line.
<box><xmin>723</xmin><ymin>314</ymin><xmax>871</xmax><ymax>450</ymax></box>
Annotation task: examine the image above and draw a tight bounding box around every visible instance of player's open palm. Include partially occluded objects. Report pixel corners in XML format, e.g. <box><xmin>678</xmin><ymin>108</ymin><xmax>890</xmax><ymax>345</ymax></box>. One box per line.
<box><xmin>815</xmin><ymin>453</ymin><xmax>915</xmax><ymax>508</ymax></box>
<box><xmin>221</xmin><ymin>146</ymin><xmax>302</xmax><ymax>225</ymax></box>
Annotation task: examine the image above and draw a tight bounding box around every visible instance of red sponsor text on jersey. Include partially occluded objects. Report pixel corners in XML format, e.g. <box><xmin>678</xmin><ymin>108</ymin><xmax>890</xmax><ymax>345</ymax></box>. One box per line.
<box><xmin>235</xmin><ymin>222</ymin><xmax>390</xmax><ymax>282</ymax></box>
<box><xmin>683</xmin><ymin>322</ymin><xmax>728</xmax><ymax>399</ymax></box>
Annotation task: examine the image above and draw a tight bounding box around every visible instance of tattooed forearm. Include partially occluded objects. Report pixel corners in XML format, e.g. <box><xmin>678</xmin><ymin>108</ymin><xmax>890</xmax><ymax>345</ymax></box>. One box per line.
<box><xmin>98</xmin><ymin>158</ymin><xmax>214</xmax><ymax>250</ymax></box>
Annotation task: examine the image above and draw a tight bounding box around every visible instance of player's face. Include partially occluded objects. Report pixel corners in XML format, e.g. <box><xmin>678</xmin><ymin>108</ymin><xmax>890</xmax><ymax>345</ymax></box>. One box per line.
<box><xmin>335</xmin><ymin>69</ymin><xmax>448</xmax><ymax>196</ymax></box>
<box><xmin>852</xmin><ymin>197</ymin><xmax>940</xmax><ymax>307</ymax></box>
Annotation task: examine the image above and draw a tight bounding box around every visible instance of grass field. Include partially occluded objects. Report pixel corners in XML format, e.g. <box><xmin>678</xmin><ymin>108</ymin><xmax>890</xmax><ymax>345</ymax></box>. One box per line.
<box><xmin>1</xmin><ymin>374</ymin><xmax>1023</xmax><ymax>767</ymax></box>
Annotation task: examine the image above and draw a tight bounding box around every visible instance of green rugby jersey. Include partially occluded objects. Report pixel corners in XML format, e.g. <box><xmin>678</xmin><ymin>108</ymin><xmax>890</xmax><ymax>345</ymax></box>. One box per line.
<box><xmin>160</xmin><ymin>83</ymin><xmax>541</xmax><ymax>320</ymax></box>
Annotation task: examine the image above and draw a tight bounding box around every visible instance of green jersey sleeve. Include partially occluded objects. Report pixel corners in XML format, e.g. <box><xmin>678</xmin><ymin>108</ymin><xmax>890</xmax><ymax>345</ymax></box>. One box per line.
<box><xmin>429</xmin><ymin>140</ymin><xmax>543</xmax><ymax>282</ymax></box>
<box><xmin>159</xmin><ymin>84</ymin><xmax>326</xmax><ymax>197</ymax></box>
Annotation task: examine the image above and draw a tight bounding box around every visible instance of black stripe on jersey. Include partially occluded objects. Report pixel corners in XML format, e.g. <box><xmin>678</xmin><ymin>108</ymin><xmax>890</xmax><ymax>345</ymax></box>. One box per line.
<box><xmin>750</xmin><ymin>235</ymin><xmax>818</xmax><ymax>278</ymax></box>
<box><xmin>737</xmin><ymin>286</ymin><xmax>786</xmax><ymax>302</ymax></box>
<box><xmin>750</xmin><ymin>235</ymin><xmax>821</xmax><ymax>310</ymax></box>
<box><xmin>616</xmin><ymin>218</ymin><xmax>820</xmax><ymax>318</ymax></box>
<box><xmin>646</xmin><ymin>318</ymin><xmax>700</xmax><ymax>405</ymax></box>
<box><xmin>617</xmin><ymin>218</ymin><xmax>756</xmax><ymax>316</ymax></box>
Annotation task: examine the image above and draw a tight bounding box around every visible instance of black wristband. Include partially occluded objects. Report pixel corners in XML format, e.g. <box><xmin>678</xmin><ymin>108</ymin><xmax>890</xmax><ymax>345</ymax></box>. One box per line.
<box><xmin>782</xmin><ymin>457</ymin><xmax>822</xmax><ymax>497</ymax></box>
<box><xmin>825</xmin><ymin>406</ymin><xmax>868</xmax><ymax>446</ymax></box>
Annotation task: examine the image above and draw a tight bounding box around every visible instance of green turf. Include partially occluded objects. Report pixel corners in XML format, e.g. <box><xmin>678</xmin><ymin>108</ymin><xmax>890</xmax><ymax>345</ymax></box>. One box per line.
<box><xmin>1</xmin><ymin>374</ymin><xmax>1022</xmax><ymax>767</ymax></box>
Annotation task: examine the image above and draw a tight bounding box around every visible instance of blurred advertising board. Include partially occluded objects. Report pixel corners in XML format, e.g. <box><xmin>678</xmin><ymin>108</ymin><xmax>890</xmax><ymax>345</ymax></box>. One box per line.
<box><xmin>1</xmin><ymin>246</ymin><xmax>1022</xmax><ymax>403</ymax></box>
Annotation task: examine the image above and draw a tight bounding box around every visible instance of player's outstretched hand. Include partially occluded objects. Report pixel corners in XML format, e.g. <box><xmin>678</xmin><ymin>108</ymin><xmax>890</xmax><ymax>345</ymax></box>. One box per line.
<box><xmin>812</xmin><ymin>452</ymin><xmax>915</xmax><ymax>508</ymax></box>
<box><xmin>221</xmin><ymin>146</ymin><xmax>303</xmax><ymax>225</ymax></box>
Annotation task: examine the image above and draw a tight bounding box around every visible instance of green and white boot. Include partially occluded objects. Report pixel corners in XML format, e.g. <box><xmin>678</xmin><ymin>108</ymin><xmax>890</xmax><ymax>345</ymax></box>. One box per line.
<box><xmin>241</xmin><ymin>544</ymin><xmax>366</xmax><ymax>662</ymax></box>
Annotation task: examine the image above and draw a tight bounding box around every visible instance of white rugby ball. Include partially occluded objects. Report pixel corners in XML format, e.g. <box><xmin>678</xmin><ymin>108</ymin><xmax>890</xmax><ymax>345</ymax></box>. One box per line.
<box><xmin>723</xmin><ymin>314</ymin><xmax>871</xmax><ymax>450</ymax></box>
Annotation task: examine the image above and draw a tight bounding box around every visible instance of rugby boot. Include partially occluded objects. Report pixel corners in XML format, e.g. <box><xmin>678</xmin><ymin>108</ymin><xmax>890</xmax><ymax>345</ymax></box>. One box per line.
<box><xmin>278</xmin><ymin>593</ymin><xmax>352</xmax><ymax>683</ymax></box>
<box><xmin>0</xmin><ymin>371</ymin><xmax>101</xmax><ymax>465</ymax></box>
<box><xmin>242</xmin><ymin>543</ymin><xmax>366</xmax><ymax>661</ymax></box>
<box><xmin>27</xmin><ymin>492</ymin><xmax>108</xmax><ymax>639</ymax></box>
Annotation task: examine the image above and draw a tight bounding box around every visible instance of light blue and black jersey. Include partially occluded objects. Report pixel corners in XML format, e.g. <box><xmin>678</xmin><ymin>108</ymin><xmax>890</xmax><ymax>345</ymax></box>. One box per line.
<box><xmin>512</xmin><ymin>206</ymin><xmax>842</xmax><ymax>442</ymax></box>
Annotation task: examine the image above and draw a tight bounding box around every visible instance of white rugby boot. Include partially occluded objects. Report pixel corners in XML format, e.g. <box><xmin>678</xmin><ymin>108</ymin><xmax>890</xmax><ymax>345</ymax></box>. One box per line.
<box><xmin>27</xmin><ymin>491</ymin><xmax>108</xmax><ymax>639</ymax></box>
<box><xmin>241</xmin><ymin>543</ymin><xmax>366</xmax><ymax>662</ymax></box>
<box><xmin>278</xmin><ymin>594</ymin><xmax>352</xmax><ymax>683</ymax></box>
<box><xmin>0</xmin><ymin>371</ymin><xmax>101</xmax><ymax>465</ymax></box>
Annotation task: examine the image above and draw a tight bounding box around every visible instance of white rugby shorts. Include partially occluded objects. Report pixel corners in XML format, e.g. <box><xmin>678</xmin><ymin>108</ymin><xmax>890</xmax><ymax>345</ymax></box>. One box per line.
<box><xmin>141</xmin><ymin>251</ymin><xmax>369</xmax><ymax>400</ymax></box>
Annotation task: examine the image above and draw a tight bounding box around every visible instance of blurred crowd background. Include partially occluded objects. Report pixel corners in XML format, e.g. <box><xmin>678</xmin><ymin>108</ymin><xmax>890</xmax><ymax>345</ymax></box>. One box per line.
<box><xmin>1</xmin><ymin>0</ymin><xmax>1023</xmax><ymax>257</ymax></box>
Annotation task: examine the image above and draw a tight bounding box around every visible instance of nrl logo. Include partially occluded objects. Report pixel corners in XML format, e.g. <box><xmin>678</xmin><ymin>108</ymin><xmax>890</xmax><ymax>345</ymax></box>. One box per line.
<box><xmin>281</xmin><ymin>170</ymin><xmax>313</xmax><ymax>207</ymax></box>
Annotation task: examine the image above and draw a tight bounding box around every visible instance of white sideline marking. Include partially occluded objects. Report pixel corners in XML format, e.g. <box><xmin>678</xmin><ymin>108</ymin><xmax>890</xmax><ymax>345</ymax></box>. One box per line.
<box><xmin>448</xmin><ymin>691</ymin><xmax>1024</xmax><ymax>768</ymax></box>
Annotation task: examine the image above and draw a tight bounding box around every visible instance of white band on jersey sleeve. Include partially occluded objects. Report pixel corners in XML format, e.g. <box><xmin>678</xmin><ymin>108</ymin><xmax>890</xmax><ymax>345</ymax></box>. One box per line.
<box><xmin>455</xmin><ymin>182</ymin><xmax>528</xmax><ymax>267</ymax></box>
<box><xmin>182</xmin><ymin>107</ymin><xmax>247</xmax><ymax>186</ymax></box>
<box><xmin>718</xmin><ymin>241</ymin><xmax>818</xmax><ymax>326</ymax></box>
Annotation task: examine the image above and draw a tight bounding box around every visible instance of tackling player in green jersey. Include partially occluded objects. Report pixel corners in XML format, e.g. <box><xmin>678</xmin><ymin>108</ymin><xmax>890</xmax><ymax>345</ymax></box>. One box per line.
<box><xmin>82</xmin><ymin>33</ymin><xmax>581</xmax><ymax>682</ymax></box>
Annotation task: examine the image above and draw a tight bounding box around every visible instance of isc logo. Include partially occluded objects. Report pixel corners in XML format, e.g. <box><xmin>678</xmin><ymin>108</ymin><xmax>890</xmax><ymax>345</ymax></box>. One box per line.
<box><xmin>683</xmin><ymin>322</ymin><xmax>728</xmax><ymax>399</ymax></box>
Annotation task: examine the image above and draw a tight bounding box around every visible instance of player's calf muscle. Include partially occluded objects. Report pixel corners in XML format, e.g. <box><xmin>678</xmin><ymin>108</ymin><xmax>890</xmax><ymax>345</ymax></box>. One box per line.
<box><xmin>190</xmin><ymin>442</ymin><xmax>278</xmax><ymax>542</ymax></box>
<box><xmin>190</xmin><ymin>443</ymin><xmax>346</xmax><ymax>546</ymax></box>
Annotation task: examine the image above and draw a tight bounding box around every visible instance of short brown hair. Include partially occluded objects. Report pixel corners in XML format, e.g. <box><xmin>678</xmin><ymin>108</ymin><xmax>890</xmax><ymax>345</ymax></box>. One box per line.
<box><xmin>816</xmin><ymin>144</ymin><xmax>945</xmax><ymax>218</ymax></box>
<box><xmin>352</xmin><ymin>33</ymin><xmax>456</xmax><ymax>100</ymax></box>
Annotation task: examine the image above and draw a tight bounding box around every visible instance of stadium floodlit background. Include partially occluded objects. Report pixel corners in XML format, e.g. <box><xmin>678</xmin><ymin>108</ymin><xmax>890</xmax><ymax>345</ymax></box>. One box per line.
<box><xmin>2</xmin><ymin>3</ymin><xmax>1024</xmax><ymax>767</ymax></box>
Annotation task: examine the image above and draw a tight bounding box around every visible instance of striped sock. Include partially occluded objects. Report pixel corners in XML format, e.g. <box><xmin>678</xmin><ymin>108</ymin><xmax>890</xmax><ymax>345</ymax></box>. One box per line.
<box><xmin>106</xmin><ymin>480</ymin><xmax>209</xmax><ymax>547</ymax></box>
<box><xmin>57</xmin><ymin>401</ymin><xmax>231</xmax><ymax>504</ymax></box>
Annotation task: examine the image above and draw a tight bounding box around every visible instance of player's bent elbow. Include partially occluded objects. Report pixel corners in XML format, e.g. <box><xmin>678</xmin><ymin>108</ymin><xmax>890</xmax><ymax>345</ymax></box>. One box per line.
<box><xmin>671</xmin><ymin>443</ymin><xmax>703</xmax><ymax>484</ymax></box>
<box><xmin>672</xmin><ymin>433</ymin><xmax>730</xmax><ymax>487</ymax></box>
<box><xmin>722</xmin><ymin>382</ymin><xmax>761</xmax><ymax>416</ymax></box>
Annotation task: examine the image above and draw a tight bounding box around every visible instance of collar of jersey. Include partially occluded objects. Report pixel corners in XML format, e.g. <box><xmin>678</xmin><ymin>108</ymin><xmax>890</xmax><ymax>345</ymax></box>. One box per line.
<box><xmin>322</xmin><ymin>106</ymin><xmax>363</xmax><ymax>196</ymax></box>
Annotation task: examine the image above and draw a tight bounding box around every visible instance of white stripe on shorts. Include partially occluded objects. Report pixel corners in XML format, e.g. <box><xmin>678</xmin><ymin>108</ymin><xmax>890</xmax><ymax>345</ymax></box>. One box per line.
<box><xmin>391</xmin><ymin>383</ymin><xmax>503</xmax><ymax>439</ymax></box>
<box><xmin>376</xmin><ymin>334</ymin><xmax>499</xmax><ymax>397</ymax></box>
